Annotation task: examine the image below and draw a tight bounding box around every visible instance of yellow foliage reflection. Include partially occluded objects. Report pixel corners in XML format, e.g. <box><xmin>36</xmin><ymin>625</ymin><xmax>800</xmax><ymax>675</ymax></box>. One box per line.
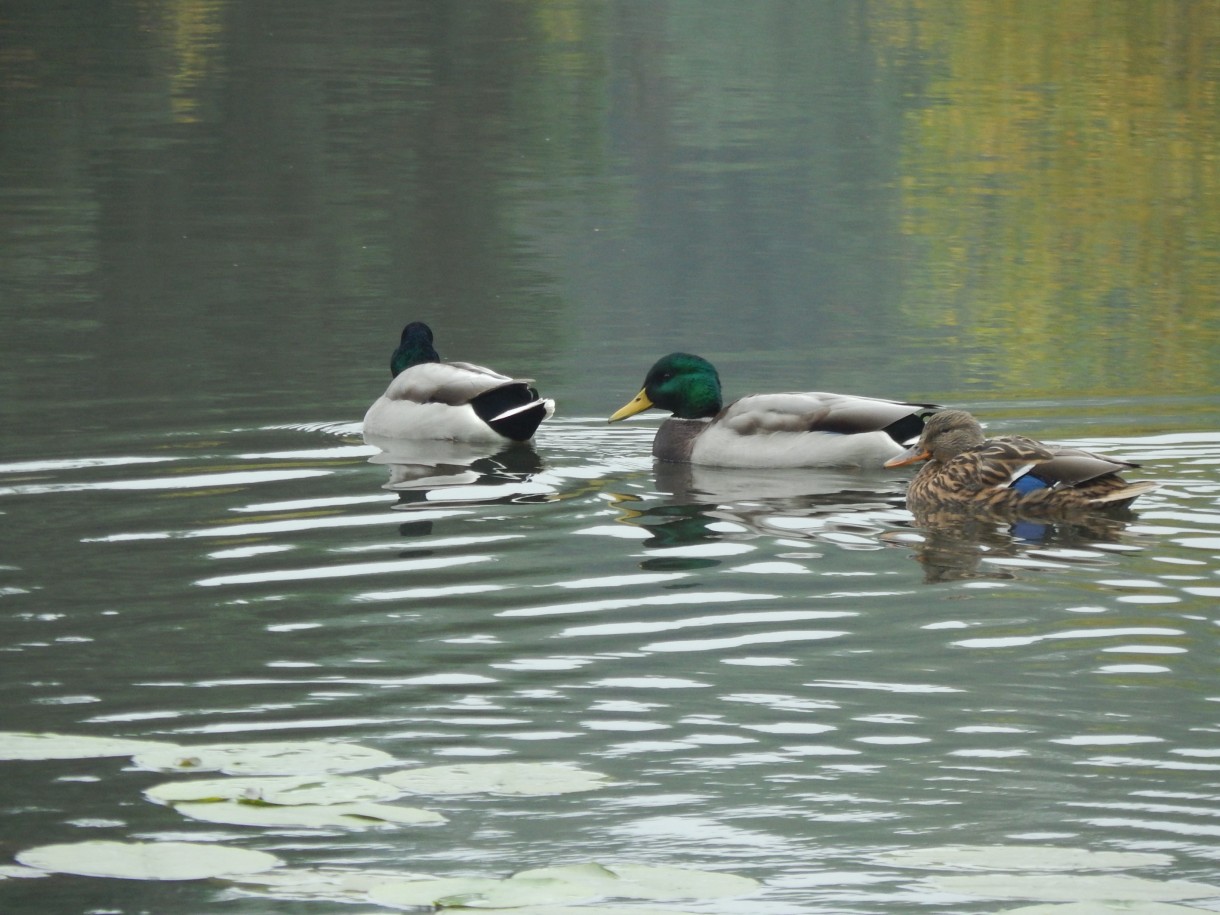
<box><xmin>140</xmin><ymin>0</ymin><xmax>227</xmax><ymax>124</ymax></box>
<box><xmin>877</xmin><ymin>0</ymin><xmax>1220</xmax><ymax>398</ymax></box>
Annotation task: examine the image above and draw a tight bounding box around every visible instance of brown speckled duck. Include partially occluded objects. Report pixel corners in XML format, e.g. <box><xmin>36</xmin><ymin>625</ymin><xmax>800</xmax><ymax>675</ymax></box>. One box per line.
<box><xmin>884</xmin><ymin>409</ymin><xmax>1159</xmax><ymax>515</ymax></box>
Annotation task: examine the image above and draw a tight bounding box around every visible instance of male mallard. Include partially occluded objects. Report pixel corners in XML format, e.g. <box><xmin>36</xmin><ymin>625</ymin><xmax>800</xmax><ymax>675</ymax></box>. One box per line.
<box><xmin>607</xmin><ymin>352</ymin><xmax>940</xmax><ymax>468</ymax></box>
<box><xmin>363</xmin><ymin>322</ymin><xmax>555</xmax><ymax>443</ymax></box>
<box><xmin>884</xmin><ymin>409</ymin><xmax>1159</xmax><ymax>514</ymax></box>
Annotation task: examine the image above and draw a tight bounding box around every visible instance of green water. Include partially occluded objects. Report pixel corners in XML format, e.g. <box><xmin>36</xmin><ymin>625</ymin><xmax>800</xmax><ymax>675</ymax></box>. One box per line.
<box><xmin>2</xmin><ymin>2</ymin><xmax>1219</xmax><ymax>913</ymax></box>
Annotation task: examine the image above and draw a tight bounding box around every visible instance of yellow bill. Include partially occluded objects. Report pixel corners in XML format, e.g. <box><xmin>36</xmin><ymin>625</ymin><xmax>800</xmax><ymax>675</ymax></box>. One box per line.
<box><xmin>608</xmin><ymin>389</ymin><xmax>654</xmax><ymax>423</ymax></box>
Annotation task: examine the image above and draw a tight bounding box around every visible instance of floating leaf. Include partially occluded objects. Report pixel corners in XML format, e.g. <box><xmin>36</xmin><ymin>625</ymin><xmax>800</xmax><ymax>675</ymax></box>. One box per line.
<box><xmin>435</xmin><ymin>877</ymin><xmax>594</xmax><ymax>909</ymax></box>
<box><xmin>0</xmin><ymin>865</ymin><xmax>48</xmax><ymax>880</ymax></box>
<box><xmin>132</xmin><ymin>740</ymin><xmax>394</xmax><ymax>776</ymax></box>
<box><xmin>145</xmin><ymin>774</ymin><xmax>400</xmax><ymax>806</ymax></box>
<box><xmin>171</xmin><ymin>800</ymin><xmax>446</xmax><ymax>829</ymax></box>
<box><xmin>370</xmin><ymin>877</ymin><xmax>516</xmax><ymax>908</ymax></box>
<box><xmin>380</xmin><ymin>762</ymin><xmax>612</xmax><ymax>796</ymax></box>
<box><xmin>1000</xmin><ymin>903</ymin><xmax>1220</xmax><ymax>914</ymax></box>
<box><xmin>511</xmin><ymin>862</ymin><xmax>760</xmax><ymax>901</ymax></box>
<box><xmin>927</xmin><ymin>873</ymin><xmax>1220</xmax><ymax>902</ymax></box>
<box><xmin>0</xmin><ymin>732</ymin><xmax>178</xmax><ymax>761</ymax></box>
<box><xmin>371</xmin><ymin>876</ymin><xmax>592</xmax><ymax>909</ymax></box>
<box><xmin>876</xmin><ymin>845</ymin><xmax>1175</xmax><ymax>872</ymax></box>
<box><xmin>227</xmin><ymin>866</ymin><xmax>435</xmax><ymax>903</ymax></box>
<box><xmin>228</xmin><ymin>869</ymin><xmax>707</xmax><ymax>912</ymax></box>
<box><xmin>16</xmin><ymin>840</ymin><xmax>280</xmax><ymax>881</ymax></box>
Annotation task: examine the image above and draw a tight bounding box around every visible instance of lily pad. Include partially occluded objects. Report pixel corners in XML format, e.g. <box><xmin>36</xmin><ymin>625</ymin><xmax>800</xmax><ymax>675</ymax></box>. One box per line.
<box><xmin>380</xmin><ymin>762</ymin><xmax>612</xmax><ymax>796</ymax></box>
<box><xmin>16</xmin><ymin>840</ymin><xmax>280</xmax><ymax>881</ymax></box>
<box><xmin>145</xmin><ymin>774</ymin><xmax>401</xmax><ymax>806</ymax></box>
<box><xmin>512</xmin><ymin>862</ymin><xmax>761</xmax><ymax>901</ymax></box>
<box><xmin>0</xmin><ymin>865</ymin><xmax>48</xmax><ymax>880</ymax></box>
<box><xmin>370</xmin><ymin>876</ymin><xmax>588</xmax><ymax>909</ymax></box>
<box><xmin>437</xmin><ymin>879</ymin><xmax>598</xmax><ymax>909</ymax></box>
<box><xmin>876</xmin><ymin>845</ymin><xmax>1175</xmax><ymax>871</ymax></box>
<box><xmin>227</xmin><ymin>866</ymin><xmax>435</xmax><ymax>903</ymax></box>
<box><xmin>171</xmin><ymin>800</ymin><xmax>446</xmax><ymax>829</ymax></box>
<box><xmin>926</xmin><ymin>873</ymin><xmax>1220</xmax><ymax>902</ymax></box>
<box><xmin>226</xmin><ymin>869</ymin><xmax>710</xmax><ymax>912</ymax></box>
<box><xmin>132</xmin><ymin>740</ymin><xmax>394</xmax><ymax>776</ymax></box>
<box><xmin>0</xmin><ymin>732</ymin><xmax>178</xmax><ymax>761</ymax></box>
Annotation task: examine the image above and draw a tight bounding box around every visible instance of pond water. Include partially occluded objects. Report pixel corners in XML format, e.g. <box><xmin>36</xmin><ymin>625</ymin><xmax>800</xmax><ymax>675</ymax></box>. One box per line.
<box><xmin>2</xmin><ymin>2</ymin><xmax>1220</xmax><ymax>914</ymax></box>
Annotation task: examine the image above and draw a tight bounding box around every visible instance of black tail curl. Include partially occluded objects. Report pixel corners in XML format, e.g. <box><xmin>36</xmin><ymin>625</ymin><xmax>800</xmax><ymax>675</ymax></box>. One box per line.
<box><xmin>469</xmin><ymin>383</ymin><xmax>549</xmax><ymax>441</ymax></box>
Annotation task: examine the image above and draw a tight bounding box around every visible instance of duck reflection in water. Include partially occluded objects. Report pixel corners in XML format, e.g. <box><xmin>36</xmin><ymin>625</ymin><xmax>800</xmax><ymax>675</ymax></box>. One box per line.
<box><xmin>609</xmin><ymin>462</ymin><xmax>911</xmax><ymax>569</ymax></box>
<box><xmin>888</xmin><ymin>505</ymin><xmax>1144</xmax><ymax>584</ymax></box>
<box><xmin>365</xmin><ymin>435</ymin><xmax>555</xmax><ymax>512</ymax></box>
<box><xmin>609</xmin><ymin>494</ymin><xmax>726</xmax><ymax>570</ymax></box>
<box><xmin>654</xmin><ymin>461</ymin><xmax>906</xmax><ymax>514</ymax></box>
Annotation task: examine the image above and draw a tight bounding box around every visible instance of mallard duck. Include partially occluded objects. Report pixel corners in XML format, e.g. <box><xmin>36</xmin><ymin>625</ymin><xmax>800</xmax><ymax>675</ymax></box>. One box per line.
<box><xmin>884</xmin><ymin>409</ymin><xmax>1159</xmax><ymax>514</ymax></box>
<box><xmin>607</xmin><ymin>352</ymin><xmax>940</xmax><ymax>468</ymax></box>
<box><xmin>363</xmin><ymin>322</ymin><xmax>555</xmax><ymax>443</ymax></box>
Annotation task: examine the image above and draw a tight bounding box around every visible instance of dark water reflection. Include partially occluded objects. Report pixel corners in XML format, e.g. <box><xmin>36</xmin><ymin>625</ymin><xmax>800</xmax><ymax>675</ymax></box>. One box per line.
<box><xmin>3</xmin><ymin>1</ymin><xmax>1220</xmax><ymax>912</ymax></box>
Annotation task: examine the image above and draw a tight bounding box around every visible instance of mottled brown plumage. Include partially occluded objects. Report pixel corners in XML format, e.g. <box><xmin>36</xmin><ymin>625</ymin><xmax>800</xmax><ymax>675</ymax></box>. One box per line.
<box><xmin>885</xmin><ymin>410</ymin><xmax>1159</xmax><ymax>516</ymax></box>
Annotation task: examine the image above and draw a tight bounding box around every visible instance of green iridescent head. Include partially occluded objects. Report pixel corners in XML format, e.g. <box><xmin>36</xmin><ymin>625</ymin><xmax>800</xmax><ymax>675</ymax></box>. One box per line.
<box><xmin>390</xmin><ymin>322</ymin><xmax>441</xmax><ymax>376</ymax></box>
<box><xmin>609</xmin><ymin>352</ymin><xmax>724</xmax><ymax>421</ymax></box>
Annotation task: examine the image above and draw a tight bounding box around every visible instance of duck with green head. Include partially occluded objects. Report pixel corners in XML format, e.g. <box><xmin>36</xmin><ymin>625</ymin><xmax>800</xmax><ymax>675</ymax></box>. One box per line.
<box><xmin>389</xmin><ymin>321</ymin><xmax>441</xmax><ymax>375</ymax></box>
<box><xmin>608</xmin><ymin>352</ymin><xmax>940</xmax><ymax>468</ymax></box>
<box><xmin>884</xmin><ymin>409</ymin><xmax>1159</xmax><ymax>515</ymax></box>
<box><xmin>364</xmin><ymin>322</ymin><xmax>554</xmax><ymax>444</ymax></box>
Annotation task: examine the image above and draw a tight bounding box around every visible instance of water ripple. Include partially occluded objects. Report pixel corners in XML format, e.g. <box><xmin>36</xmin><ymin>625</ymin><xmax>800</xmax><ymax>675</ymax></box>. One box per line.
<box><xmin>3</xmin><ymin>418</ymin><xmax>1220</xmax><ymax>913</ymax></box>
<box><xmin>500</xmin><ymin>591</ymin><xmax>777</xmax><ymax>619</ymax></box>
<box><xmin>196</xmin><ymin>554</ymin><xmax>492</xmax><ymax>587</ymax></box>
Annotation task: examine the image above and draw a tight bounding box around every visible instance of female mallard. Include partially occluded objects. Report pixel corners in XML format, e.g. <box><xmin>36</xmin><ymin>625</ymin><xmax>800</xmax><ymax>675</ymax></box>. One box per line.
<box><xmin>363</xmin><ymin>322</ymin><xmax>555</xmax><ymax>443</ymax></box>
<box><xmin>884</xmin><ymin>409</ymin><xmax>1159</xmax><ymax>514</ymax></box>
<box><xmin>607</xmin><ymin>352</ymin><xmax>940</xmax><ymax>468</ymax></box>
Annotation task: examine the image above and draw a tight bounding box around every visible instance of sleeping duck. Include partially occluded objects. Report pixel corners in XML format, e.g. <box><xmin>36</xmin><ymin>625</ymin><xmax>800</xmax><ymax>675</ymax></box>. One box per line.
<box><xmin>607</xmin><ymin>352</ymin><xmax>939</xmax><ymax>468</ymax></box>
<box><xmin>363</xmin><ymin>322</ymin><xmax>555</xmax><ymax>443</ymax></box>
<box><xmin>884</xmin><ymin>409</ymin><xmax>1159</xmax><ymax>514</ymax></box>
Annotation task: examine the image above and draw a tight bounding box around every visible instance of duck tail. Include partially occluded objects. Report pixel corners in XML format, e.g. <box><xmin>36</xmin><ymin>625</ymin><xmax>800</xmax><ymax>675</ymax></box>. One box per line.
<box><xmin>486</xmin><ymin>400</ymin><xmax>553</xmax><ymax>441</ymax></box>
<box><xmin>470</xmin><ymin>384</ymin><xmax>554</xmax><ymax>441</ymax></box>
<box><xmin>884</xmin><ymin>406</ymin><xmax>941</xmax><ymax>447</ymax></box>
<box><xmin>1088</xmin><ymin>480</ymin><xmax>1160</xmax><ymax>506</ymax></box>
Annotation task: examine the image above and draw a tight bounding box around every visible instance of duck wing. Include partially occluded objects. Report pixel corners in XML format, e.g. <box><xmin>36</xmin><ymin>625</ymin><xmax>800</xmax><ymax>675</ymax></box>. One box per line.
<box><xmin>719</xmin><ymin>392</ymin><xmax>938</xmax><ymax>442</ymax></box>
<box><xmin>1034</xmin><ymin>444</ymin><xmax>1141</xmax><ymax>487</ymax></box>
<box><xmin>1033</xmin><ymin>443</ymin><xmax>1158</xmax><ymax>503</ymax></box>
<box><xmin>385</xmin><ymin>361</ymin><xmax>525</xmax><ymax>406</ymax></box>
<box><xmin>956</xmin><ymin>436</ymin><xmax>1057</xmax><ymax>489</ymax></box>
<box><xmin>968</xmin><ymin>437</ymin><xmax>1156</xmax><ymax>504</ymax></box>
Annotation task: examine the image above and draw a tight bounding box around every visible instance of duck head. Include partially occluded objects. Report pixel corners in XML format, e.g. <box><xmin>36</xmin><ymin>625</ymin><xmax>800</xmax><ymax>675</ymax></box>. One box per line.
<box><xmin>391</xmin><ymin>322</ymin><xmax>441</xmax><ymax>376</ymax></box>
<box><xmin>609</xmin><ymin>352</ymin><xmax>724</xmax><ymax>422</ymax></box>
<box><xmin>884</xmin><ymin>409</ymin><xmax>985</xmax><ymax>467</ymax></box>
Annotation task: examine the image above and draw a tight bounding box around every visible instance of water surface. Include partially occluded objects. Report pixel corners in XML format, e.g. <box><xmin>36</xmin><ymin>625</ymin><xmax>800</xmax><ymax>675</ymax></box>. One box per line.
<box><xmin>2</xmin><ymin>2</ymin><xmax>1219</xmax><ymax>913</ymax></box>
